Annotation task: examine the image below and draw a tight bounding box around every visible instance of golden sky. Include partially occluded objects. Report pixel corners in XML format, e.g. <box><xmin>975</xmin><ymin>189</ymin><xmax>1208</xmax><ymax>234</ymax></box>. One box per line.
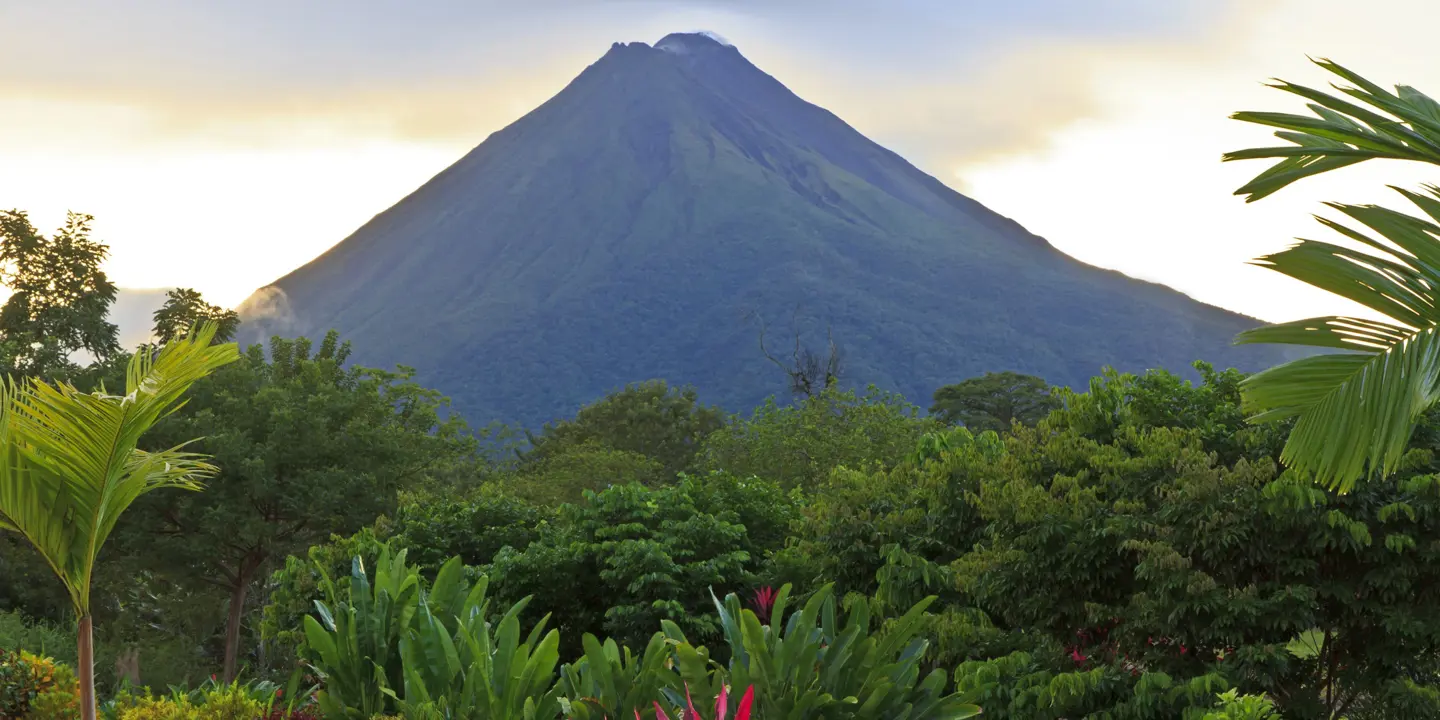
<box><xmin>1</xmin><ymin>0</ymin><xmax>1436</xmax><ymax>325</ymax></box>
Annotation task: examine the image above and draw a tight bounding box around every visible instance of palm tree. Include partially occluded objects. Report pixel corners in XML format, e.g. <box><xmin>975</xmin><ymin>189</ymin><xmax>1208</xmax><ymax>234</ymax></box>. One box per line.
<box><xmin>0</xmin><ymin>323</ymin><xmax>238</xmax><ymax>720</ymax></box>
<box><xmin>1225</xmin><ymin>58</ymin><xmax>1440</xmax><ymax>491</ymax></box>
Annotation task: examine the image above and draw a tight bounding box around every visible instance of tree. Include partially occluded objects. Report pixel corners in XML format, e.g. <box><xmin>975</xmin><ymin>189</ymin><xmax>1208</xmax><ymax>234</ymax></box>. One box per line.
<box><xmin>0</xmin><ymin>325</ymin><xmax>238</xmax><ymax>720</ymax></box>
<box><xmin>524</xmin><ymin>380</ymin><xmax>724</xmax><ymax>478</ymax></box>
<box><xmin>750</xmin><ymin>309</ymin><xmax>843</xmax><ymax>399</ymax></box>
<box><xmin>1224</xmin><ymin>59</ymin><xmax>1440</xmax><ymax>490</ymax></box>
<box><xmin>509</xmin><ymin>441</ymin><xmax>664</xmax><ymax>506</ymax></box>
<box><xmin>0</xmin><ymin>211</ymin><xmax>119</xmax><ymax>378</ymax></box>
<box><xmin>696</xmin><ymin>385</ymin><xmax>936</xmax><ymax>488</ymax></box>
<box><xmin>486</xmin><ymin>473</ymin><xmax>795</xmax><ymax>654</ymax></box>
<box><xmin>781</xmin><ymin>366</ymin><xmax>1440</xmax><ymax>717</ymax></box>
<box><xmin>929</xmin><ymin>371</ymin><xmax>1058</xmax><ymax>432</ymax></box>
<box><xmin>151</xmin><ymin>288</ymin><xmax>239</xmax><ymax>345</ymax></box>
<box><xmin>121</xmin><ymin>331</ymin><xmax>475</xmax><ymax>682</ymax></box>
<box><xmin>950</xmin><ymin>368</ymin><xmax>1440</xmax><ymax>717</ymax></box>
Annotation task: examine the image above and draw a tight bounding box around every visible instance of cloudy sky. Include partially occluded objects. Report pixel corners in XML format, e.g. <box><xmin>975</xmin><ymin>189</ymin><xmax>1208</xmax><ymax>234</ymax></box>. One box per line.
<box><xmin>1</xmin><ymin>0</ymin><xmax>1437</xmax><ymax>323</ymax></box>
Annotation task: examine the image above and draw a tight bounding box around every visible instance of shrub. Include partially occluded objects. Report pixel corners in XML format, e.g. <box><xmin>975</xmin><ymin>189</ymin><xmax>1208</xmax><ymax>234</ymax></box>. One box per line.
<box><xmin>665</xmin><ymin>584</ymin><xmax>981</xmax><ymax>720</ymax></box>
<box><xmin>24</xmin><ymin>654</ymin><xmax>81</xmax><ymax>720</ymax></box>
<box><xmin>0</xmin><ymin>611</ymin><xmax>75</xmax><ymax>666</ymax></box>
<box><xmin>0</xmin><ymin>649</ymin><xmax>78</xmax><ymax>718</ymax></box>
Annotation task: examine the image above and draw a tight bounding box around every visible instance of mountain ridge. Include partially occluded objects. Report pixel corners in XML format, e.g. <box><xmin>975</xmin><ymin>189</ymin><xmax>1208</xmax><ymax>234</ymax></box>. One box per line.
<box><xmin>240</xmin><ymin>32</ymin><xmax>1288</xmax><ymax>427</ymax></box>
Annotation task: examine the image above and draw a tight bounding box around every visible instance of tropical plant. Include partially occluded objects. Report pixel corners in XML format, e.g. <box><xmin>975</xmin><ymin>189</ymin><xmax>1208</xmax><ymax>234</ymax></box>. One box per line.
<box><xmin>300</xmin><ymin>548</ymin><xmax>422</xmax><ymax>719</ymax></box>
<box><xmin>1225</xmin><ymin>58</ymin><xmax>1440</xmax><ymax>490</ymax></box>
<box><xmin>26</xmin><ymin>656</ymin><xmax>82</xmax><ymax>720</ymax></box>
<box><xmin>151</xmin><ymin>289</ymin><xmax>240</xmax><ymax>346</ymax></box>
<box><xmin>559</xmin><ymin>632</ymin><xmax>674</xmax><ymax>720</ymax></box>
<box><xmin>653</xmin><ymin>683</ymin><xmax>754</xmax><ymax>720</ymax></box>
<box><xmin>1202</xmin><ymin>690</ymin><xmax>1280</xmax><ymax>720</ymax></box>
<box><xmin>126</xmin><ymin>330</ymin><xmax>473</xmax><ymax>682</ymax></box>
<box><xmin>387</xmin><ymin>576</ymin><xmax>564</xmax><ymax>720</ymax></box>
<box><xmin>0</xmin><ymin>324</ymin><xmax>238</xmax><ymax>720</ymax></box>
<box><xmin>668</xmin><ymin>584</ymin><xmax>981</xmax><ymax>720</ymax></box>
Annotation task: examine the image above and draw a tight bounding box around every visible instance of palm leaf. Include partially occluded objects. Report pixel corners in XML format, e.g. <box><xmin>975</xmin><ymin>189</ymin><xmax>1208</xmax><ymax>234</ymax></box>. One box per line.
<box><xmin>0</xmin><ymin>323</ymin><xmax>238</xmax><ymax>613</ymax></box>
<box><xmin>1225</xmin><ymin>58</ymin><xmax>1440</xmax><ymax>201</ymax></box>
<box><xmin>1236</xmin><ymin>188</ymin><xmax>1440</xmax><ymax>490</ymax></box>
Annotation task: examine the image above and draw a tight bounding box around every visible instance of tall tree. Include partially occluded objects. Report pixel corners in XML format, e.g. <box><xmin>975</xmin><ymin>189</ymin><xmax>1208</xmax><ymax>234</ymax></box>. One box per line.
<box><xmin>0</xmin><ymin>211</ymin><xmax>119</xmax><ymax>377</ymax></box>
<box><xmin>0</xmin><ymin>325</ymin><xmax>238</xmax><ymax>720</ymax></box>
<box><xmin>751</xmin><ymin>309</ymin><xmax>843</xmax><ymax>399</ymax></box>
<box><xmin>929</xmin><ymin>371</ymin><xmax>1058</xmax><ymax>432</ymax></box>
<box><xmin>152</xmin><ymin>288</ymin><xmax>240</xmax><ymax>345</ymax></box>
<box><xmin>1224</xmin><ymin>59</ymin><xmax>1440</xmax><ymax>490</ymax></box>
<box><xmin>122</xmin><ymin>331</ymin><xmax>475</xmax><ymax>681</ymax></box>
<box><xmin>524</xmin><ymin>380</ymin><xmax>724</xmax><ymax>478</ymax></box>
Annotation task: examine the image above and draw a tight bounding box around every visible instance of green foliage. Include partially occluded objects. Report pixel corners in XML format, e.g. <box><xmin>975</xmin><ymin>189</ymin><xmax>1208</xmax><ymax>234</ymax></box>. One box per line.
<box><xmin>151</xmin><ymin>289</ymin><xmax>240</xmax><ymax>346</ymax></box>
<box><xmin>388</xmin><ymin>576</ymin><xmax>564</xmax><ymax>720</ymax></box>
<box><xmin>0</xmin><ymin>610</ymin><xmax>75</xmax><ymax>665</ymax></box>
<box><xmin>27</xmin><ymin>656</ymin><xmax>81</xmax><ymax>720</ymax></box>
<box><xmin>525</xmin><ymin>380</ymin><xmax>725</xmax><ymax>479</ymax></box>
<box><xmin>697</xmin><ymin>386</ymin><xmax>936</xmax><ymax>488</ymax></box>
<box><xmin>0</xmin><ymin>648</ymin><xmax>42</xmax><ymax>718</ymax></box>
<box><xmin>299</xmin><ymin>550</ymin><xmax>568</xmax><ymax>720</ymax></box>
<box><xmin>261</xmin><ymin>527</ymin><xmax>396</xmax><ymax>665</ymax></box>
<box><xmin>953</xmin><ymin>367</ymin><xmax>1440</xmax><ymax>717</ymax></box>
<box><xmin>0</xmin><ymin>649</ymin><xmax>81</xmax><ymax>720</ymax></box>
<box><xmin>1225</xmin><ymin>58</ymin><xmax>1440</xmax><ymax>490</ymax></box>
<box><xmin>929</xmin><ymin>371</ymin><xmax>1057</xmax><ymax>432</ymax></box>
<box><xmin>487</xmin><ymin>473</ymin><xmax>795</xmax><ymax>653</ymax></box>
<box><xmin>0</xmin><ymin>210</ymin><xmax>119</xmax><ymax>378</ymax></box>
<box><xmin>666</xmin><ymin>584</ymin><xmax>981</xmax><ymax>720</ymax></box>
<box><xmin>1224</xmin><ymin>57</ymin><xmax>1440</xmax><ymax>202</ymax></box>
<box><xmin>393</xmin><ymin>485</ymin><xmax>546</xmax><ymax>570</ymax></box>
<box><xmin>109</xmin><ymin>681</ymin><xmax>267</xmax><ymax>720</ymax></box>
<box><xmin>1202</xmin><ymin>690</ymin><xmax>1279</xmax><ymax>720</ymax></box>
<box><xmin>300</xmin><ymin>548</ymin><xmax>423</xmax><ymax>719</ymax></box>
<box><xmin>509</xmin><ymin>442</ymin><xmax>664</xmax><ymax>506</ymax></box>
<box><xmin>775</xmin><ymin>426</ymin><xmax>997</xmax><ymax>605</ymax></box>
<box><xmin>558</xmin><ymin>632</ymin><xmax>673</xmax><ymax>720</ymax></box>
<box><xmin>124</xmin><ymin>331</ymin><xmax>475</xmax><ymax>679</ymax></box>
<box><xmin>953</xmin><ymin>649</ymin><xmax>1234</xmax><ymax>719</ymax></box>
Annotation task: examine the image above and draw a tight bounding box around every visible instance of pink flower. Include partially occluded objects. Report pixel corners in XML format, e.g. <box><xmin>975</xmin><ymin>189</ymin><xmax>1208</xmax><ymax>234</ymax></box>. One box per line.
<box><xmin>751</xmin><ymin>587</ymin><xmax>776</xmax><ymax>625</ymax></box>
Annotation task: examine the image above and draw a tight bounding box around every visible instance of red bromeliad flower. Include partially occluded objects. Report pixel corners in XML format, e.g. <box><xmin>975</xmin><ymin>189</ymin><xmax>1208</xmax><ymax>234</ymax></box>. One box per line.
<box><xmin>647</xmin><ymin>683</ymin><xmax>756</xmax><ymax>720</ymax></box>
<box><xmin>751</xmin><ymin>586</ymin><xmax>776</xmax><ymax>625</ymax></box>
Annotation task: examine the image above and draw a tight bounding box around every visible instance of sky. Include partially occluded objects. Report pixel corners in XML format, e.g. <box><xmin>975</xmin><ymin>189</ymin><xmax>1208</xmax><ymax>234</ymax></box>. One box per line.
<box><xmin>2</xmin><ymin>0</ymin><xmax>1438</xmax><ymax>327</ymax></box>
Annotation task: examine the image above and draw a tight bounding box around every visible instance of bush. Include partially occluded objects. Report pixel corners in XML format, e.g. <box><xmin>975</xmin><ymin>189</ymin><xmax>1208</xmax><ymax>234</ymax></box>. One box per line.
<box><xmin>0</xmin><ymin>611</ymin><xmax>75</xmax><ymax>666</ymax></box>
<box><xmin>105</xmin><ymin>679</ymin><xmax>287</xmax><ymax>720</ymax></box>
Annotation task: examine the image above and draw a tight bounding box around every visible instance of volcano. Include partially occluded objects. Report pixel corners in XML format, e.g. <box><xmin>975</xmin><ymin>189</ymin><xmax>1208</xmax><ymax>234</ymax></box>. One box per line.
<box><xmin>240</xmin><ymin>32</ymin><xmax>1287</xmax><ymax>427</ymax></box>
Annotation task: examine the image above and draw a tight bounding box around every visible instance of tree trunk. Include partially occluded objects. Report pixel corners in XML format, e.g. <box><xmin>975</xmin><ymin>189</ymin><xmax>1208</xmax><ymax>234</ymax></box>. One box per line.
<box><xmin>222</xmin><ymin>561</ymin><xmax>258</xmax><ymax>683</ymax></box>
<box><xmin>79</xmin><ymin>614</ymin><xmax>96</xmax><ymax>720</ymax></box>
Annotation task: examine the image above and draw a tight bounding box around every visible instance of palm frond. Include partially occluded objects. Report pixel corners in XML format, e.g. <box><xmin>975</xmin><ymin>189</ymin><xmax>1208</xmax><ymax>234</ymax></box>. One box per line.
<box><xmin>1238</xmin><ymin>188</ymin><xmax>1440</xmax><ymax>491</ymax></box>
<box><xmin>0</xmin><ymin>323</ymin><xmax>238</xmax><ymax>611</ymax></box>
<box><xmin>1225</xmin><ymin>58</ymin><xmax>1440</xmax><ymax>201</ymax></box>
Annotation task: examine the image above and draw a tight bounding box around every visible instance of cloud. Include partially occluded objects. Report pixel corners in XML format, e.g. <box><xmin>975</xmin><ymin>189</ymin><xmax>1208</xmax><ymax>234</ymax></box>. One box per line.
<box><xmin>236</xmin><ymin>286</ymin><xmax>297</xmax><ymax>335</ymax></box>
<box><xmin>0</xmin><ymin>0</ymin><xmax>1243</xmax><ymax>163</ymax></box>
